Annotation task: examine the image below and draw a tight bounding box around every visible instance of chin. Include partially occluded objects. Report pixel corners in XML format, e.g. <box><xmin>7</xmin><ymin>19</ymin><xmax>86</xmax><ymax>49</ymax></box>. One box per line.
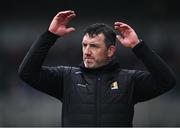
<box><xmin>84</xmin><ymin>63</ymin><xmax>95</xmax><ymax>69</ymax></box>
<box><xmin>85</xmin><ymin>65</ymin><xmax>94</xmax><ymax>69</ymax></box>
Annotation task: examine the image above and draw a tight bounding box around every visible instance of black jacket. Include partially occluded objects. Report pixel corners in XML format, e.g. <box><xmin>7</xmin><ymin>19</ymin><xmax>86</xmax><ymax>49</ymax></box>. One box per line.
<box><xmin>18</xmin><ymin>31</ymin><xmax>176</xmax><ymax>127</ymax></box>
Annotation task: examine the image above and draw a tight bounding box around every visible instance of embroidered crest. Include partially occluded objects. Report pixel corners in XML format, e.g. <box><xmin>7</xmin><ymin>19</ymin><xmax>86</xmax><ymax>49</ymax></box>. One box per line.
<box><xmin>111</xmin><ymin>81</ymin><xmax>119</xmax><ymax>90</ymax></box>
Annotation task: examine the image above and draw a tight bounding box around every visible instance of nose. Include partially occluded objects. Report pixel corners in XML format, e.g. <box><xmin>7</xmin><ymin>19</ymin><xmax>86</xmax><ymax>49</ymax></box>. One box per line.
<box><xmin>84</xmin><ymin>46</ymin><xmax>91</xmax><ymax>55</ymax></box>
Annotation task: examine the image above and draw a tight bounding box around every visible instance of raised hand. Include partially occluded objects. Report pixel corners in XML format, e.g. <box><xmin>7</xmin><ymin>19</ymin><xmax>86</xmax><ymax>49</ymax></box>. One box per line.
<box><xmin>49</xmin><ymin>10</ymin><xmax>76</xmax><ymax>36</ymax></box>
<box><xmin>114</xmin><ymin>22</ymin><xmax>140</xmax><ymax>48</ymax></box>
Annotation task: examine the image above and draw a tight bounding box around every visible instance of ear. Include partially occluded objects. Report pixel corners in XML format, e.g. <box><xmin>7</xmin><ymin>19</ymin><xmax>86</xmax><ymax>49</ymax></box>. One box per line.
<box><xmin>107</xmin><ymin>45</ymin><xmax>116</xmax><ymax>58</ymax></box>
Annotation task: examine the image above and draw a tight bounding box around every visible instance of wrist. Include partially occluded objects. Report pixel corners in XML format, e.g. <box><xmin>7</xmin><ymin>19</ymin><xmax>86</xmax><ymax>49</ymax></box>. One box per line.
<box><xmin>131</xmin><ymin>39</ymin><xmax>142</xmax><ymax>48</ymax></box>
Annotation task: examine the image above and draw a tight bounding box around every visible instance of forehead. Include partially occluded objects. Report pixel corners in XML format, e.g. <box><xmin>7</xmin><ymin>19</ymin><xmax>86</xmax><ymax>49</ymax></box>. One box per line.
<box><xmin>82</xmin><ymin>33</ymin><xmax>105</xmax><ymax>44</ymax></box>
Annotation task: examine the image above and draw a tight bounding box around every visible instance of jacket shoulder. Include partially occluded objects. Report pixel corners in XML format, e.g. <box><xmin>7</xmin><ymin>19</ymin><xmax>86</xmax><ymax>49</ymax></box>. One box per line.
<box><xmin>57</xmin><ymin>66</ymin><xmax>80</xmax><ymax>73</ymax></box>
<box><xmin>120</xmin><ymin>69</ymin><xmax>137</xmax><ymax>75</ymax></box>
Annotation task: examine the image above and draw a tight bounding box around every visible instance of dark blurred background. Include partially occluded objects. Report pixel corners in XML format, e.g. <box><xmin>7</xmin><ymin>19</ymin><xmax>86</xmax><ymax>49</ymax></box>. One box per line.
<box><xmin>0</xmin><ymin>0</ymin><xmax>180</xmax><ymax>126</ymax></box>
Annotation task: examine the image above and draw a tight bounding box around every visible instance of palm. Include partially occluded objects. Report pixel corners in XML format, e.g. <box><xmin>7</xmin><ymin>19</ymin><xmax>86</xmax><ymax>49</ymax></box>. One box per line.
<box><xmin>49</xmin><ymin>10</ymin><xmax>76</xmax><ymax>36</ymax></box>
<box><xmin>121</xmin><ymin>29</ymin><xmax>137</xmax><ymax>47</ymax></box>
<box><xmin>114</xmin><ymin>22</ymin><xmax>139</xmax><ymax>48</ymax></box>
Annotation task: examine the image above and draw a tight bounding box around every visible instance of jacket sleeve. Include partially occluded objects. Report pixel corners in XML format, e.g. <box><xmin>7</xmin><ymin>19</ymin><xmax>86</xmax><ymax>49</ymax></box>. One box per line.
<box><xmin>131</xmin><ymin>41</ymin><xmax>176</xmax><ymax>104</ymax></box>
<box><xmin>18</xmin><ymin>30</ymin><xmax>64</xmax><ymax>101</ymax></box>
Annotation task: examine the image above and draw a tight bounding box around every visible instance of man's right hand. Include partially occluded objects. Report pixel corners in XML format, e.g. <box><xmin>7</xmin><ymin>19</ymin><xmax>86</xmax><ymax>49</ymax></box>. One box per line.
<box><xmin>49</xmin><ymin>10</ymin><xmax>76</xmax><ymax>36</ymax></box>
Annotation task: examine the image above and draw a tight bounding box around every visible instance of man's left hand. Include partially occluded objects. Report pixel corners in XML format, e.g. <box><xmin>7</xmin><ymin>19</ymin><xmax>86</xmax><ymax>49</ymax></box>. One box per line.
<box><xmin>114</xmin><ymin>22</ymin><xmax>140</xmax><ymax>48</ymax></box>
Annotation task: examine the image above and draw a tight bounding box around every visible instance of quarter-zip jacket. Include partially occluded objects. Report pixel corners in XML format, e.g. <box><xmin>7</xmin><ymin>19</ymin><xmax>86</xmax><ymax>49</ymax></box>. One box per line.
<box><xmin>18</xmin><ymin>31</ymin><xmax>176</xmax><ymax>127</ymax></box>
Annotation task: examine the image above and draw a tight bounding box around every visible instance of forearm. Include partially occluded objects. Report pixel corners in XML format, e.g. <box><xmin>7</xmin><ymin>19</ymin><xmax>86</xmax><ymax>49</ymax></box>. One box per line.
<box><xmin>18</xmin><ymin>30</ymin><xmax>59</xmax><ymax>81</ymax></box>
<box><xmin>132</xmin><ymin>41</ymin><xmax>176</xmax><ymax>87</ymax></box>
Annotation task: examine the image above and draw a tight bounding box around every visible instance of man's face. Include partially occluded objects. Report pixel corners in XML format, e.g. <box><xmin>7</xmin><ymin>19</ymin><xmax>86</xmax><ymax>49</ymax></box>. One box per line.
<box><xmin>82</xmin><ymin>33</ymin><xmax>111</xmax><ymax>69</ymax></box>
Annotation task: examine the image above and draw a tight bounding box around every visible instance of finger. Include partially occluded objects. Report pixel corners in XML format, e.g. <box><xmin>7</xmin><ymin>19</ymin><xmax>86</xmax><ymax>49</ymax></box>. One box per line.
<box><xmin>66</xmin><ymin>27</ymin><xmax>76</xmax><ymax>33</ymax></box>
<box><xmin>115</xmin><ymin>26</ymin><xmax>130</xmax><ymax>31</ymax></box>
<box><xmin>115</xmin><ymin>24</ymin><xmax>132</xmax><ymax>33</ymax></box>
<box><xmin>114</xmin><ymin>22</ymin><xmax>125</xmax><ymax>26</ymax></box>
<box><xmin>58</xmin><ymin>12</ymin><xmax>75</xmax><ymax>19</ymax></box>
<box><xmin>66</xmin><ymin>13</ymin><xmax>76</xmax><ymax>21</ymax></box>
<box><xmin>115</xmin><ymin>25</ymin><xmax>126</xmax><ymax>29</ymax></box>
<box><xmin>57</xmin><ymin>10</ymin><xmax>74</xmax><ymax>15</ymax></box>
<box><xmin>57</xmin><ymin>10</ymin><xmax>75</xmax><ymax>17</ymax></box>
<box><xmin>114</xmin><ymin>26</ymin><xmax>119</xmax><ymax>30</ymax></box>
<box><xmin>116</xmin><ymin>35</ymin><xmax>124</xmax><ymax>42</ymax></box>
<box><xmin>115</xmin><ymin>22</ymin><xmax>131</xmax><ymax>29</ymax></box>
<box><xmin>63</xmin><ymin>14</ymin><xmax>76</xmax><ymax>25</ymax></box>
<box><xmin>115</xmin><ymin>25</ymin><xmax>127</xmax><ymax>32</ymax></box>
<box><xmin>115</xmin><ymin>24</ymin><xmax>130</xmax><ymax>29</ymax></box>
<box><xmin>116</xmin><ymin>35</ymin><xmax>129</xmax><ymax>47</ymax></box>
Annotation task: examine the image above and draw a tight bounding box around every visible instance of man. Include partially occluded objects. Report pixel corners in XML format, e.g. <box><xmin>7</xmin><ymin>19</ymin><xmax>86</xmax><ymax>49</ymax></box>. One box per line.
<box><xmin>18</xmin><ymin>10</ymin><xmax>176</xmax><ymax>126</ymax></box>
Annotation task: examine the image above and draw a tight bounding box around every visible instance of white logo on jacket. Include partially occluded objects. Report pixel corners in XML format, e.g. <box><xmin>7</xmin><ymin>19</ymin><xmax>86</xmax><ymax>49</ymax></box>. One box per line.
<box><xmin>111</xmin><ymin>81</ymin><xmax>119</xmax><ymax>90</ymax></box>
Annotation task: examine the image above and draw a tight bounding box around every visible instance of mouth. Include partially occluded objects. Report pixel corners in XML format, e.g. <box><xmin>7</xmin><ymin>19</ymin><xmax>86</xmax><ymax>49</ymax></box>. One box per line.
<box><xmin>84</xmin><ymin>56</ymin><xmax>94</xmax><ymax>59</ymax></box>
<box><xmin>84</xmin><ymin>58</ymin><xmax>95</xmax><ymax>64</ymax></box>
<box><xmin>85</xmin><ymin>57</ymin><xmax>93</xmax><ymax>59</ymax></box>
<box><xmin>85</xmin><ymin>58</ymin><xmax>94</xmax><ymax>61</ymax></box>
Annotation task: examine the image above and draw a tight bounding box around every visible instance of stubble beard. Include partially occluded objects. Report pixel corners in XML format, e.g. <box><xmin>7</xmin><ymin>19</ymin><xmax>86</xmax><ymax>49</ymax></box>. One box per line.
<box><xmin>84</xmin><ymin>57</ymin><xmax>110</xmax><ymax>69</ymax></box>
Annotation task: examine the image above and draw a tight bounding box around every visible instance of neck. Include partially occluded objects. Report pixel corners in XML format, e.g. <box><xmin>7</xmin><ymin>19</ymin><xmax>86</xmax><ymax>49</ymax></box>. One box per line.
<box><xmin>80</xmin><ymin>57</ymin><xmax>120</xmax><ymax>73</ymax></box>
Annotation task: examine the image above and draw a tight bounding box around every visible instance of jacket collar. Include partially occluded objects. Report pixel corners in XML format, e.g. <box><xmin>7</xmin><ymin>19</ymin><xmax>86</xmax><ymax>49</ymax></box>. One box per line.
<box><xmin>79</xmin><ymin>57</ymin><xmax>120</xmax><ymax>73</ymax></box>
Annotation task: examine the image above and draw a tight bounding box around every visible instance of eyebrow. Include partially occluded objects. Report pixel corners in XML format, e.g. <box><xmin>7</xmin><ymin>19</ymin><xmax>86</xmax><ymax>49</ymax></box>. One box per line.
<box><xmin>82</xmin><ymin>42</ymin><xmax>99</xmax><ymax>45</ymax></box>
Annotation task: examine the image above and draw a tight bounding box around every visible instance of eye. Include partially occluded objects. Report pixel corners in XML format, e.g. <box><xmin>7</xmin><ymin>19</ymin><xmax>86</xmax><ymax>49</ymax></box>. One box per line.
<box><xmin>82</xmin><ymin>43</ymin><xmax>87</xmax><ymax>47</ymax></box>
<box><xmin>91</xmin><ymin>44</ymin><xmax>98</xmax><ymax>48</ymax></box>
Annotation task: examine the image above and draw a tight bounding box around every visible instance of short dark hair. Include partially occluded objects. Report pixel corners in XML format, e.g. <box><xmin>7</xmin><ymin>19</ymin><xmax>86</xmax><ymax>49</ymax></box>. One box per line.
<box><xmin>83</xmin><ymin>23</ymin><xmax>116</xmax><ymax>48</ymax></box>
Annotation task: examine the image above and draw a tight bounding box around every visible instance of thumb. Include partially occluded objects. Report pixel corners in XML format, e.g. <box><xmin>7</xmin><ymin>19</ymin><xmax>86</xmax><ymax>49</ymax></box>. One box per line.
<box><xmin>66</xmin><ymin>27</ymin><xmax>76</xmax><ymax>33</ymax></box>
<box><xmin>116</xmin><ymin>35</ymin><xmax>123</xmax><ymax>42</ymax></box>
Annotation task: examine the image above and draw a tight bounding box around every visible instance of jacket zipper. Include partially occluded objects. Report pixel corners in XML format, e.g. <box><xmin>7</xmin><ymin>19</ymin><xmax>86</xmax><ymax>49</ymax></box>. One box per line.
<box><xmin>96</xmin><ymin>76</ymin><xmax>101</xmax><ymax>126</ymax></box>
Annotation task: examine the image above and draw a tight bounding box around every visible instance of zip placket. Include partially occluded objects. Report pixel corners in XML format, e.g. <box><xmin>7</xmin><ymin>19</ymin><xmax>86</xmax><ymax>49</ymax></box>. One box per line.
<box><xmin>96</xmin><ymin>75</ymin><xmax>101</xmax><ymax>126</ymax></box>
